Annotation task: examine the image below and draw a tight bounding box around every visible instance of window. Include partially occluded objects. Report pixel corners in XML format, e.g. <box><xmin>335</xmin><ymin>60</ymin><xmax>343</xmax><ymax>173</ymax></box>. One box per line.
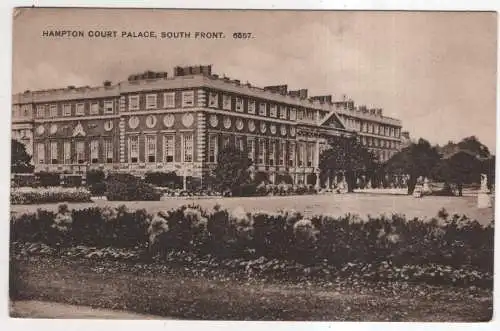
<box><xmin>63</xmin><ymin>104</ymin><xmax>71</xmax><ymax>117</ymax></box>
<box><xmin>362</xmin><ymin>122</ymin><xmax>367</xmax><ymax>132</ymax></box>
<box><xmin>164</xmin><ymin>135</ymin><xmax>175</xmax><ymax>163</ymax></box>
<box><xmin>76</xmin><ymin>141</ymin><xmax>85</xmax><ymax>164</ymax></box>
<box><xmin>269</xmin><ymin>141</ymin><xmax>276</xmax><ymax>166</ymax></box>
<box><xmin>182</xmin><ymin>91</ymin><xmax>194</xmax><ymax>107</ymax></box>
<box><xmin>76</xmin><ymin>103</ymin><xmax>85</xmax><ymax>116</ymax></box>
<box><xmin>129</xmin><ymin>95</ymin><xmax>139</xmax><ymax>111</ymax></box>
<box><xmin>279</xmin><ymin>141</ymin><xmax>286</xmax><ymax>166</ymax></box>
<box><xmin>50</xmin><ymin>141</ymin><xmax>58</xmax><ymax>164</ymax></box>
<box><xmin>289</xmin><ymin>108</ymin><xmax>297</xmax><ymax>121</ymax></box>
<box><xmin>235</xmin><ymin>97</ymin><xmax>243</xmax><ymax>112</ymax></box>
<box><xmin>223</xmin><ymin>136</ymin><xmax>231</xmax><ymax>148</ymax></box>
<box><xmin>362</xmin><ymin>136</ymin><xmax>367</xmax><ymax>146</ymax></box>
<box><xmin>182</xmin><ymin>133</ymin><xmax>194</xmax><ymax>162</ymax></box>
<box><xmin>63</xmin><ymin>141</ymin><xmax>71</xmax><ymax>164</ymax></box>
<box><xmin>104</xmin><ymin>100</ymin><xmax>114</xmax><ymax>114</ymax></box>
<box><xmin>164</xmin><ymin>92</ymin><xmax>175</xmax><ymax>108</ymax></box>
<box><xmin>297</xmin><ymin>109</ymin><xmax>304</xmax><ymax>120</ymax></box>
<box><xmin>270</xmin><ymin>104</ymin><xmax>277</xmax><ymax>118</ymax></box>
<box><xmin>36</xmin><ymin>105</ymin><xmax>45</xmax><ymax>118</ymax></box>
<box><xmin>222</xmin><ymin>94</ymin><xmax>232</xmax><ymax>110</ymax></box>
<box><xmin>306</xmin><ymin>143</ymin><xmax>314</xmax><ymax>167</ymax></box>
<box><xmin>129</xmin><ymin>136</ymin><xmax>139</xmax><ymax>163</ymax></box>
<box><xmin>50</xmin><ymin>105</ymin><xmax>58</xmax><ymax>118</ymax></box>
<box><xmin>248</xmin><ymin>100</ymin><xmax>256</xmax><ymax>114</ymax></box>
<box><xmin>208</xmin><ymin>92</ymin><xmax>218</xmax><ymax>108</ymax></box>
<box><xmin>146</xmin><ymin>135</ymin><xmax>157</xmax><ymax>163</ymax></box>
<box><xmin>298</xmin><ymin>142</ymin><xmax>306</xmax><ymax>167</ymax></box>
<box><xmin>288</xmin><ymin>142</ymin><xmax>295</xmax><ymax>167</ymax></box>
<box><xmin>146</xmin><ymin>94</ymin><xmax>157</xmax><ymax>109</ymax></box>
<box><xmin>259</xmin><ymin>102</ymin><xmax>267</xmax><ymax>116</ymax></box>
<box><xmin>208</xmin><ymin>135</ymin><xmax>218</xmax><ymax>163</ymax></box>
<box><xmin>90</xmin><ymin>102</ymin><xmax>99</xmax><ymax>115</ymax></box>
<box><xmin>90</xmin><ymin>140</ymin><xmax>99</xmax><ymax>164</ymax></box>
<box><xmin>247</xmin><ymin>137</ymin><xmax>255</xmax><ymax>162</ymax></box>
<box><xmin>235</xmin><ymin>136</ymin><xmax>244</xmax><ymax>151</ymax></box>
<box><xmin>37</xmin><ymin>143</ymin><xmax>45</xmax><ymax>164</ymax></box>
<box><xmin>258</xmin><ymin>139</ymin><xmax>266</xmax><ymax>165</ymax></box>
<box><xmin>306</xmin><ymin>110</ymin><xmax>315</xmax><ymax>121</ymax></box>
<box><xmin>104</xmin><ymin>139</ymin><xmax>113</xmax><ymax>163</ymax></box>
<box><xmin>279</xmin><ymin>106</ymin><xmax>287</xmax><ymax>119</ymax></box>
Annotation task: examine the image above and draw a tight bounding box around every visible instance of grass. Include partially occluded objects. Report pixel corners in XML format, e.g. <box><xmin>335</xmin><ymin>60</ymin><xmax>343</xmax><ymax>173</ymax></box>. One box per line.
<box><xmin>11</xmin><ymin>255</ymin><xmax>493</xmax><ymax>321</ymax></box>
<box><xmin>10</xmin><ymin>193</ymin><xmax>494</xmax><ymax>225</ymax></box>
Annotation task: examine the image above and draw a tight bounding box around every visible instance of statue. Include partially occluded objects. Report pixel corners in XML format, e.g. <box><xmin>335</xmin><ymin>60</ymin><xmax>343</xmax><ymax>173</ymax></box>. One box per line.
<box><xmin>477</xmin><ymin>173</ymin><xmax>492</xmax><ymax>208</ymax></box>
<box><xmin>480</xmin><ymin>174</ymin><xmax>488</xmax><ymax>192</ymax></box>
<box><xmin>422</xmin><ymin>177</ymin><xmax>432</xmax><ymax>195</ymax></box>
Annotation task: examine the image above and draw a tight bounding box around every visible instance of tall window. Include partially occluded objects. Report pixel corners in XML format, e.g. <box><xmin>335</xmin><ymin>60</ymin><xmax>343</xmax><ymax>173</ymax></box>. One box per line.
<box><xmin>288</xmin><ymin>142</ymin><xmax>296</xmax><ymax>167</ymax></box>
<box><xmin>269</xmin><ymin>141</ymin><xmax>276</xmax><ymax>166</ymax></box>
<box><xmin>182</xmin><ymin>91</ymin><xmax>194</xmax><ymax>107</ymax></box>
<box><xmin>64</xmin><ymin>141</ymin><xmax>71</xmax><ymax>164</ymax></box>
<box><xmin>298</xmin><ymin>142</ymin><xmax>306</xmax><ymax>167</ymax></box>
<box><xmin>76</xmin><ymin>141</ymin><xmax>85</xmax><ymax>164</ymax></box>
<box><xmin>63</xmin><ymin>104</ymin><xmax>71</xmax><ymax>117</ymax></box>
<box><xmin>164</xmin><ymin>135</ymin><xmax>175</xmax><ymax>163</ymax></box>
<box><xmin>270</xmin><ymin>104</ymin><xmax>277</xmax><ymax>118</ymax></box>
<box><xmin>104</xmin><ymin>139</ymin><xmax>113</xmax><ymax>163</ymax></box>
<box><xmin>259</xmin><ymin>102</ymin><xmax>267</xmax><ymax>116</ymax></box>
<box><xmin>164</xmin><ymin>92</ymin><xmax>175</xmax><ymax>108</ymax></box>
<box><xmin>90</xmin><ymin>102</ymin><xmax>99</xmax><ymax>115</ymax></box>
<box><xmin>247</xmin><ymin>137</ymin><xmax>255</xmax><ymax>162</ymax></box>
<box><xmin>235</xmin><ymin>136</ymin><xmax>244</xmax><ymax>151</ymax></box>
<box><xmin>104</xmin><ymin>100</ymin><xmax>114</xmax><ymax>114</ymax></box>
<box><xmin>208</xmin><ymin>92</ymin><xmax>218</xmax><ymax>108</ymax></box>
<box><xmin>76</xmin><ymin>103</ymin><xmax>85</xmax><ymax>116</ymax></box>
<box><xmin>129</xmin><ymin>136</ymin><xmax>139</xmax><ymax>163</ymax></box>
<box><xmin>182</xmin><ymin>133</ymin><xmax>194</xmax><ymax>162</ymax></box>
<box><xmin>235</xmin><ymin>97</ymin><xmax>243</xmax><ymax>112</ymax></box>
<box><xmin>222</xmin><ymin>136</ymin><xmax>231</xmax><ymax>148</ymax></box>
<box><xmin>208</xmin><ymin>135</ymin><xmax>218</xmax><ymax>163</ymax></box>
<box><xmin>129</xmin><ymin>95</ymin><xmax>139</xmax><ymax>111</ymax></box>
<box><xmin>289</xmin><ymin>108</ymin><xmax>297</xmax><ymax>121</ymax></box>
<box><xmin>297</xmin><ymin>109</ymin><xmax>304</xmax><ymax>120</ymax></box>
<box><xmin>146</xmin><ymin>135</ymin><xmax>157</xmax><ymax>163</ymax></box>
<box><xmin>279</xmin><ymin>106</ymin><xmax>287</xmax><ymax>119</ymax></box>
<box><xmin>258</xmin><ymin>139</ymin><xmax>266</xmax><ymax>165</ymax></box>
<box><xmin>36</xmin><ymin>105</ymin><xmax>45</xmax><ymax>118</ymax></box>
<box><xmin>146</xmin><ymin>94</ymin><xmax>157</xmax><ymax>109</ymax></box>
<box><xmin>248</xmin><ymin>100</ymin><xmax>256</xmax><ymax>114</ymax></box>
<box><xmin>50</xmin><ymin>105</ymin><xmax>58</xmax><ymax>118</ymax></box>
<box><xmin>37</xmin><ymin>143</ymin><xmax>45</xmax><ymax>164</ymax></box>
<box><xmin>279</xmin><ymin>141</ymin><xmax>286</xmax><ymax>166</ymax></box>
<box><xmin>50</xmin><ymin>141</ymin><xmax>58</xmax><ymax>164</ymax></box>
<box><xmin>222</xmin><ymin>94</ymin><xmax>232</xmax><ymax>110</ymax></box>
<box><xmin>90</xmin><ymin>140</ymin><xmax>99</xmax><ymax>164</ymax></box>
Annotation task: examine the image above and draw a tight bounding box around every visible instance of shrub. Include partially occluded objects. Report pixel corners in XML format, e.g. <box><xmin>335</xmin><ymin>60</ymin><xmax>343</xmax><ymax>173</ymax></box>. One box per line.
<box><xmin>11</xmin><ymin>173</ymin><xmax>37</xmax><ymax>188</ymax></box>
<box><xmin>86</xmin><ymin>170</ymin><xmax>105</xmax><ymax>186</ymax></box>
<box><xmin>144</xmin><ymin>171</ymin><xmax>182</xmax><ymax>188</ymax></box>
<box><xmin>10</xmin><ymin>187</ymin><xmax>92</xmax><ymax>204</ymax></box>
<box><xmin>36</xmin><ymin>171</ymin><xmax>60</xmax><ymax>187</ymax></box>
<box><xmin>276</xmin><ymin>172</ymin><xmax>293</xmax><ymax>185</ymax></box>
<box><xmin>62</xmin><ymin>175</ymin><xmax>82</xmax><ymax>187</ymax></box>
<box><xmin>105</xmin><ymin>173</ymin><xmax>161</xmax><ymax>201</ymax></box>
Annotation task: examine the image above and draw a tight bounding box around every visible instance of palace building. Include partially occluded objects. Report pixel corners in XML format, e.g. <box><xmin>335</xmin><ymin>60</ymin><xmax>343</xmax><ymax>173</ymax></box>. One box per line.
<box><xmin>11</xmin><ymin>65</ymin><xmax>403</xmax><ymax>187</ymax></box>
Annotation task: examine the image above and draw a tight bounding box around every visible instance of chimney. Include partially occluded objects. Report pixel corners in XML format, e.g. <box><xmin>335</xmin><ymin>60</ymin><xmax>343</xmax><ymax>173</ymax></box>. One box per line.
<box><xmin>310</xmin><ymin>95</ymin><xmax>333</xmax><ymax>104</ymax></box>
<box><xmin>264</xmin><ymin>85</ymin><xmax>288</xmax><ymax>95</ymax></box>
<box><xmin>377</xmin><ymin>108</ymin><xmax>383</xmax><ymax>116</ymax></box>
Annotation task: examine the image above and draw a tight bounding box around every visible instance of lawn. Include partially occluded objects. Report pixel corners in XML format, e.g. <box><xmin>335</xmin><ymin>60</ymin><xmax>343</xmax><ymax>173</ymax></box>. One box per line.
<box><xmin>11</xmin><ymin>255</ymin><xmax>493</xmax><ymax>321</ymax></box>
<box><xmin>10</xmin><ymin>193</ymin><xmax>494</xmax><ymax>224</ymax></box>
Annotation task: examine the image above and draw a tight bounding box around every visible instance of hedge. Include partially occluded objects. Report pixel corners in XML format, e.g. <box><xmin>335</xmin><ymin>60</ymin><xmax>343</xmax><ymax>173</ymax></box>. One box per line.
<box><xmin>105</xmin><ymin>173</ymin><xmax>162</xmax><ymax>201</ymax></box>
<box><xmin>10</xmin><ymin>187</ymin><xmax>92</xmax><ymax>205</ymax></box>
<box><xmin>10</xmin><ymin>204</ymin><xmax>493</xmax><ymax>278</ymax></box>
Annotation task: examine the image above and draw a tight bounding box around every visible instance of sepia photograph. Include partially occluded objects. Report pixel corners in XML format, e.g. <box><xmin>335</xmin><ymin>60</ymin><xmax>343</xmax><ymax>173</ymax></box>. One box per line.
<box><xmin>8</xmin><ymin>7</ymin><xmax>496</xmax><ymax>322</ymax></box>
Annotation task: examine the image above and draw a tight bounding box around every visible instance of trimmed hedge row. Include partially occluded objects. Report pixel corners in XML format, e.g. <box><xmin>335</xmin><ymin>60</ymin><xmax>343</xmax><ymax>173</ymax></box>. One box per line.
<box><xmin>10</xmin><ymin>204</ymin><xmax>494</xmax><ymax>275</ymax></box>
<box><xmin>10</xmin><ymin>187</ymin><xmax>92</xmax><ymax>205</ymax></box>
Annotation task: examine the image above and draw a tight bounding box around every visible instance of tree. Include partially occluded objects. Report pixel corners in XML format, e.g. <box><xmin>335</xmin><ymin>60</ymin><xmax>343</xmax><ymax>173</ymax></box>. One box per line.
<box><xmin>319</xmin><ymin>135</ymin><xmax>376</xmax><ymax>192</ymax></box>
<box><xmin>385</xmin><ymin>138</ymin><xmax>441</xmax><ymax>195</ymax></box>
<box><xmin>457</xmin><ymin>136</ymin><xmax>491</xmax><ymax>158</ymax></box>
<box><xmin>432</xmin><ymin>151</ymin><xmax>482</xmax><ymax>196</ymax></box>
<box><xmin>11</xmin><ymin>139</ymin><xmax>34</xmax><ymax>173</ymax></box>
<box><xmin>211</xmin><ymin>145</ymin><xmax>253</xmax><ymax>192</ymax></box>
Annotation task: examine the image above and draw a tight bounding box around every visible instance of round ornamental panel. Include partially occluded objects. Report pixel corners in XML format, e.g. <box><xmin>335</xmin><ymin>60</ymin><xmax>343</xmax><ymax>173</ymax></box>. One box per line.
<box><xmin>270</xmin><ymin>124</ymin><xmax>277</xmax><ymax>135</ymax></box>
<box><xmin>290</xmin><ymin>126</ymin><xmax>296</xmax><ymax>137</ymax></box>
<box><xmin>248</xmin><ymin>120</ymin><xmax>256</xmax><ymax>132</ymax></box>
<box><xmin>104</xmin><ymin>120</ymin><xmax>113</xmax><ymax>131</ymax></box>
<box><xmin>128</xmin><ymin>116</ymin><xmax>139</xmax><ymax>129</ymax></box>
<box><xmin>36</xmin><ymin>125</ymin><xmax>45</xmax><ymax>135</ymax></box>
<box><xmin>182</xmin><ymin>113</ymin><xmax>194</xmax><ymax>128</ymax></box>
<box><xmin>209</xmin><ymin>114</ymin><xmax>218</xmax><ymax>128</ymax></box>
<box><xmin>146</xmin><ymin>115</ymin><xmax>157</xmax><ymax>128</ymax></box>
<box><xmin>280</xmin><ymin>125</ymin><xmax>287</xmax><ymax>136</ymax></box>
<box><xmin>260</xmin><ymin>122</ymin><xmax>267</xmax><ymax>134</ymax></box>
<box><xmin>49</xmin><ymin>124</ymin><xmax>58</xmax><ymax>135</ymax></box>
<box><xmin>223</xmin><ymin>116</ymin><xmax>232</xmax><ymax>129</ymax></box>
<box><xmin>163</xmin><ymin>114</ymin><xmax>175</xmax><ymax>128</ymax></box>
<box><xmin>236</xmin><ymin>119</ymin><xmax>244</xmax><ymax>131</ymax></box>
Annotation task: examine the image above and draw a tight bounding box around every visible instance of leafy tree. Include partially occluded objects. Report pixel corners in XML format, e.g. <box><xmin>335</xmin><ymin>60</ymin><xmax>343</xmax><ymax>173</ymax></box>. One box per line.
<box><xmin>319</xmin><ymin>135</ymin><xmax>376</xmax><ymax>192</ymax></box>
<box><xmin>211</xmin><ymin>145</ymin><xmax>253</xmax><ymax>192</ymax></box>
<box><xmin>385</xmin><ymin>138</ymin><xmax>441</xmax><ymax>195</ymax></box>
<box><xmin>432</xmin><ymin>151</ymin><xmax>482</xmax><ymax>196</ymax></box>
<box><xmin>11</xmin><ymin>139</ymin><xmax>34</xmax><ymax>173</ymax></box>
<box><xmin>457</xmin><ymin>136</ymin><xmax>491</xmax><ymax>158</ymax></box>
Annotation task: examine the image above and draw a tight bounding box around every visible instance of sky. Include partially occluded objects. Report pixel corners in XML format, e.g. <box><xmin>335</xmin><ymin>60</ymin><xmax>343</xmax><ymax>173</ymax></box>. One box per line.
<box><xmin>11</xmin><ymin>8</ymin><xmax>497</xmax><ymax>151</ymax></box>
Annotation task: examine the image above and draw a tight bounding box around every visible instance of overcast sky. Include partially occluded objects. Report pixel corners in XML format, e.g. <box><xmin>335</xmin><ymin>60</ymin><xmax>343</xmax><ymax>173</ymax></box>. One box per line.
<box><xmin>12</xmin><ymin>8</ymin><xmax>497</xmax><ymax>150</ymax></box>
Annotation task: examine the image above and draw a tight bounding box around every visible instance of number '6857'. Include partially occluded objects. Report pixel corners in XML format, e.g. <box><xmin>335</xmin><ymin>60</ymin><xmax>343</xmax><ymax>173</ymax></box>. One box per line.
<box><xmin>233</xmin><ymin>32</ymin><xmax>252</xmax><ymax>39</ymax></box>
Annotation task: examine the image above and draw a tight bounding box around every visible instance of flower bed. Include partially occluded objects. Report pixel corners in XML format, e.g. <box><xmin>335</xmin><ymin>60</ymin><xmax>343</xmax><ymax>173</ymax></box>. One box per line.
<box><xmin>10</xmin><ymin>187</ymin><xmax>92</xmax><ymax>205</ymax></box>
<box><xmin>10</xmin><ymin>204</ymin><xmax>493</xmax><ymax>287</ymax></box>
